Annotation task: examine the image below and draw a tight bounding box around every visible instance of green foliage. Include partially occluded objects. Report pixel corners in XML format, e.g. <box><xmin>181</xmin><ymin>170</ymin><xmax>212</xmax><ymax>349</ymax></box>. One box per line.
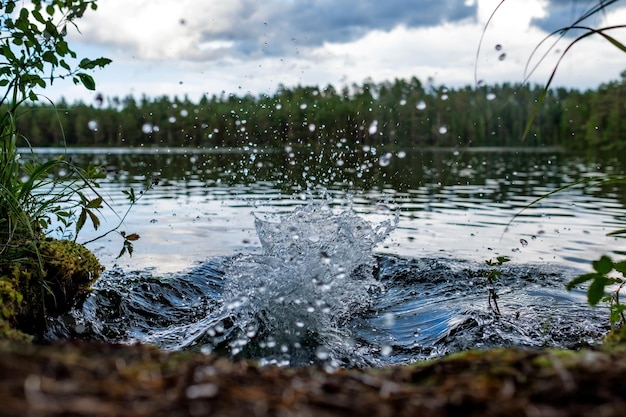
<box><xmin>567</xmin><ymin>255</ymin><xmax>626</xmax><ymax>328</ymax></box>
<box><xmin>0</xmin><ymin>1</ymin><xmax>143</xmax><ymax>338</ymax></box>
<box><xmin>6</xmin><ymin>79</ymin><xmax>622</xmax><ymax>149</ymax></box>
<box><xmin>0</xmin><ymin>0</ymin><xmax>111</xmax><ymax>105</ymax></box>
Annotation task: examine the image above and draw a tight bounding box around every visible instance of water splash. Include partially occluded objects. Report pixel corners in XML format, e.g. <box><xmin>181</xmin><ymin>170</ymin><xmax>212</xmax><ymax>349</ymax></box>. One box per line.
<box><xmin>45</xmin><ymin>204</ymin><xmax>608</xmax><ymax>368</ymax></box>
<box><xmin>221</xmin><ymin>204</ymin><xmax>396</xmax><ymax>365</ymax></box>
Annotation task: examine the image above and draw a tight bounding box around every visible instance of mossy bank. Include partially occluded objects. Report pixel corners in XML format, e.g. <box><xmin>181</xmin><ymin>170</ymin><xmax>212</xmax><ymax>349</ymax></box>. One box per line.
<box><xmin>0</xmin><ymin>239</ymin><xmax>103</xmax><ymax>339</ymax></box>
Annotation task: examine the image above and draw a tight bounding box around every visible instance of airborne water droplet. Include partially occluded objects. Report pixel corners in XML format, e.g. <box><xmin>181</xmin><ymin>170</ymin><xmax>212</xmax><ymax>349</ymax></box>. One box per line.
<box><xmin>499</xmin><ymin>53</ymin><xmax>506</xmax><ymax>61</ymax></box>
<box><xmin>381</xmin><ymin>344</ymin><xmax>393</xmax><ymax>356</ymax></box>
<box><xmin>368</xmin><ymin>120</ymin><xmax>378</xmax><ymax>135</ymax></box>
<box><xmin>416</xmin><ymin>100</ymin><xmax>426</xmax><ymax>110</ymax></box>
<box><xmin>438</xmin><ymin>126</ymin><xmax>448</xmax><ymax>135</ymax></box>
<box><xmin>88</xmin><ymin>120</ymin><xmax>98</xmax><ymax>131</ymax></box>
<box><xmin>379</xmin><ymin>152</ymin><xmax>392</xmax><ymax>167</ymax></box>
<box><xmin>141</xmin><ymin>123</ymin><xmax>154</xmax><ymax>134</ymax></box>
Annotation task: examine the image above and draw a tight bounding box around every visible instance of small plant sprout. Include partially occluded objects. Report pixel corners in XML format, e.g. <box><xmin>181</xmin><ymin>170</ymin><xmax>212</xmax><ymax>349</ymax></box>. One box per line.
<box><xmin>484</xmin><ymin>256</ymin><xmax>510</xmax><ymax>315</ymax></box>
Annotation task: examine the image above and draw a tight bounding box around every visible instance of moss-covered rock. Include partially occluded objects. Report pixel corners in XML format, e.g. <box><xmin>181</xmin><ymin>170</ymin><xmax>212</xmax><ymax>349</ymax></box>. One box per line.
<box><xmin>0</xmin><ymin>238</ymin><xmax>103</xmax><ymax>338</ymax></box>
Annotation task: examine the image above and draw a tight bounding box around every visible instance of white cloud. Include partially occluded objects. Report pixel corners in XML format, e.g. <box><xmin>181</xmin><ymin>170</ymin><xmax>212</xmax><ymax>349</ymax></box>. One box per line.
<box><xmin>52</xmin><ymin>0</ymin><xmax>626</xmax><ymax>103</ymax></box>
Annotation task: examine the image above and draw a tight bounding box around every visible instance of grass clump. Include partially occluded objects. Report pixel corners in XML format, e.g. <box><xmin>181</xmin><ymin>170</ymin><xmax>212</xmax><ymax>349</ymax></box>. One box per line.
<box><xmin>0</xmin><ymin>0</ymin><xmax>119</xmax><ymax>340</ymax></box>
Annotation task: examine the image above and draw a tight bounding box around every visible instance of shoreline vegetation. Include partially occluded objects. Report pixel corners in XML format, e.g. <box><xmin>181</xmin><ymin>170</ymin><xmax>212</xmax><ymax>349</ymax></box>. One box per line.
<box><xmin>11</xmin><ymin>77</ymin><xmax>626</xmax><ymax>151</ymax></box>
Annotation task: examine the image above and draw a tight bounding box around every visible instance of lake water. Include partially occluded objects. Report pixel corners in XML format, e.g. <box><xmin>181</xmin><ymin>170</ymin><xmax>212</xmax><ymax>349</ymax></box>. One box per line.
<box><xmin>39</xmin><ymin>146</ymin><xmax>626</xmax><ymax>367</ymax></box>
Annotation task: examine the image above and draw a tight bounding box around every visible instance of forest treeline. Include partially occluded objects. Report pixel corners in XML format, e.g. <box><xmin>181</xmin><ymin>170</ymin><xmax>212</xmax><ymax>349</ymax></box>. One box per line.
<box><xmin>10</xmin><ymin>76</ymin><xmax>626</xmax><ymax>150</ymax></box>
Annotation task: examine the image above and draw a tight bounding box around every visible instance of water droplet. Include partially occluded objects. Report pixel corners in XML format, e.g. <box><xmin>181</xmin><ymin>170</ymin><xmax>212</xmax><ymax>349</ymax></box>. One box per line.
<box><xmin>87</xmin><ymin>120</ymin><xmax>98</xmax><ymax>131</ymax></box>
<box><xmin>520</xmin><ymin>238</ymin><xmax>528</xmax><ymax>247</ymax></box>
<box><xmin>486</xmin><ymin>92</ymin><xmax>496</xmax><ymax>101</ymax></box>
<box><xmin>381</xmin><ymin>344</ymin><xmax>393</xmax><ymax>356</ymax></box>
<box><xmin>399</xmin><ymin>99</ymin><xmax>407</xmax><ymax>106</ymax></box>
<box><xmin>499</xmin><ymin>53</ymin><xmax>506</xmax><ymax>61</ymax></box>
<box><xmin>495</xmin><ymin>44</ymin><xmax>502</xmax><ymax>51</ymax></box>
<box><xmin>295</xmin><ymin>321</ymin><xmax>305</xmax><ymax>328</ymax></box>
<box><xmin>383</xmin><ymin>313</ymin><xmax>395</xmax><ymax>326</ymax></box>
<box><xmin>441</xmin><ymin>93</ymin><xmax>449</xmax><ymax>101</ymax></box>
<box><xmin>438</xmin><ymin>126</ymin><xmax>448</xmax><ymax>135</ymax></box>
<box><xmin>368</xmin><ymin>120</ymin><xmax>378</xmax><ymax>135</ymax></box>
<box><xmin>299</xmin><ymin>103</ymin><xmax>308</xmax><ymax>110</ymax></box>
<box><xmin>396</xmin><ymin>150</ymin><xmax>406</xmax><ymax>158</ymax></box>
<box><xmin>315</xmin><ymin>346</ymin><xmax>330</xmax><ymax>360</ymax></box>
<box><xmin>308</xmin><ymin>123</ymin><xmax>316</xmax><ymax>132</ymax></box>
<box><xmin>141</xmin><ymin>123</ymin><xmax>154</xmax><ymax>134</ymax></box>
<box><xmin>180</xmin><ymin>109</ymin><xmax>189</xmax><ymax>117</ymax></box>
<box><xmin>168</xmin><ymin>116</ymin><xmax>176</xmax><ymax>123</ymax></box>
<box><xmin>379</xmin><ymin>152</ymin><xmax>392</xmax><ymax>167</ymax></box>
<box><xmin>276</xmin><ymin>103</ymin><xmax>282</xmax><ymax>110</ymax></box>
<box><xmin>416</xmin><ymin>100</ymin><xmax>426</xmax><ymax>110</ymax></box>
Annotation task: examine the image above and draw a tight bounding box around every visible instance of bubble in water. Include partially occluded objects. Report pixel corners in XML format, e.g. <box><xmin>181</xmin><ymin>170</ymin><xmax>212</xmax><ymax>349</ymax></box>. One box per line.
<box><xmin>416</xmin><ymin>100</ymin><xmax>426</xmax><ymax>110</ymax></box>
<box><xmin>379</xmin><ymin>152</ymin><xmax>392</xmax><ymax>167</ymax></box>
<box><xmin>368</xmin><ymin>120</ymin><xmax>378</xmax><ymax>135</ymax></box>
<box><xmin>438</xmin><ymin>126</ymin><xmax>448</xmax><ymax>135</ymax></box>
<box><xmin>87</xmin><ymin>120</ymin><xmax>98</xmax><ymax>131</ymax></box>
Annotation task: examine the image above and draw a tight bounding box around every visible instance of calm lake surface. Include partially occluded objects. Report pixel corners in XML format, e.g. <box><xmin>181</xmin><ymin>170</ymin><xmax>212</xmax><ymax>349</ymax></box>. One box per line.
<box><xmin>39</xmin><ymin>145</ymin><xmax>626</xmax><ymax>366</ymax></box>
<box><xmin>37</xmin><ymin>146</ymin><xmax>626</xmax><ymax>273</ymax></box>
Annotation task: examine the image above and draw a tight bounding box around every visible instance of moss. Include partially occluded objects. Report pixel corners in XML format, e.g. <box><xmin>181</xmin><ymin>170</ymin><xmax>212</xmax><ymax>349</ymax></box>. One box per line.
<box><xmin>601</xmin><ymin>323</ymin><xmax>626</xmax><ymax>349</ymax></box>
<box><xmin>0</xmin><ymin>238</ymin><xmax>103</xmax><ymax>337</ymax></box>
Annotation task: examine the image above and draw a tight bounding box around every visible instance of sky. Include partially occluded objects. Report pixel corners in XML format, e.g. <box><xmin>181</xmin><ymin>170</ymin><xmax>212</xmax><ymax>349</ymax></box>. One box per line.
<box><xmin>43</xmin><ymin>0</ymin><xmax>626</xmax><ymax>104</ymax></box>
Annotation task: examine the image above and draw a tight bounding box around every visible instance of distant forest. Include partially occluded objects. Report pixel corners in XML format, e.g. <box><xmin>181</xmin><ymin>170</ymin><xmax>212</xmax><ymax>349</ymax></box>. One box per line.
<box><xmin>10</xmin><ymin>76</ymin><xmax>626</xmax><ymax>150</ymax></box>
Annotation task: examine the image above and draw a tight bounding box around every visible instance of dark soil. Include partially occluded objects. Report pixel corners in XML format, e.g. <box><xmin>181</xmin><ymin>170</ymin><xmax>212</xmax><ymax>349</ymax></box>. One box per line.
<box><xmin>2</xmin><ymin>340</ymin><xmax>626</xmax><ymax>417</ymax></box>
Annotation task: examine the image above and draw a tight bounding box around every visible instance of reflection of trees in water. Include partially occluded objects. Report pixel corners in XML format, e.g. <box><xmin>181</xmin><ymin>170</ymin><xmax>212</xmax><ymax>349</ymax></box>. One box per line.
<box><xmin>59</xmin><ymin>149</ymin><xmax>626</xmax><ymax>207</ymax></box>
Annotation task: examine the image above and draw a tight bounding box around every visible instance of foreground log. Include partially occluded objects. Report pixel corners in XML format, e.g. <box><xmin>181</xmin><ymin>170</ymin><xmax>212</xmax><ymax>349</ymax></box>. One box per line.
<box><xmin>1</xmin><ymin>340</ymin><xmax>626</xmax><ymax>417</ymax></box>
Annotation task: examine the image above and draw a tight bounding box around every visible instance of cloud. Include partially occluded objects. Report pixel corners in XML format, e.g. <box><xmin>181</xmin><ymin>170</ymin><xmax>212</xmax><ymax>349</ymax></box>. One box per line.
<box><xmin>76</xmin><ymin>0</ymin><xmax>477</xmax><ymax>61</ymax></box>
<box><xmin>531</xmin><ymin>0</ymin><xmax>625</xmax><ymax>34</ymax></box>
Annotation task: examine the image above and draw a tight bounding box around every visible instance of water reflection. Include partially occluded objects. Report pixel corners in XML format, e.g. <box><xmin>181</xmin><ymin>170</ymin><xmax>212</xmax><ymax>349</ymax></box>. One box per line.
<box><xmin>28</xmin><ymin>146</ymin><xmax>626</xmax><ymax>273</ymax></box>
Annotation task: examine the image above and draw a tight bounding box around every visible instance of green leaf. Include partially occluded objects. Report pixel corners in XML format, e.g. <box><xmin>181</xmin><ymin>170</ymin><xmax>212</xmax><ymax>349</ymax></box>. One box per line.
<box><xmin>87</xmin><ymin>209</ymin><xmax>100</xmax><ymax>230</ymax></box>
<box><xmin>77</xmin><ymin>72</ymin><xmax>96</xmax><ymax>90</ymax></box>
<box><xmin>593</xmin><ymin>255</ymin><xmax>614</xmax><ymax>274</ymax></box>
<box><xmin>588</xmin><ymin>276</ymin><xmax>610</xmax><ymax>306</ymax></box>
<box><xmin>42</xmin><ymin>50</ymin><xmax>58</xmax><ymax>65</ymax></box>
<box><xmin>6</xmin><ymin>1</ymin><xmax>16</xmax><ymax>14</ymax></box>
<box><xmin>614</xmin><ymin>260</ymin><xmax>626</xmax><ymax>276</ymax></box>
<box><xmin>86</xmin><ymin>196</ymin><xmax>103</xmax><ymax>209</ymax></box>
<box><xmin>566</xmin><ymin>273</ymin><xmax>598</xmax><ymax>291</ymax></box>
<box><xmin>76</xmin><ymin>209</ymin><xmax>87</xmax><ymax>234</ymax></box>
